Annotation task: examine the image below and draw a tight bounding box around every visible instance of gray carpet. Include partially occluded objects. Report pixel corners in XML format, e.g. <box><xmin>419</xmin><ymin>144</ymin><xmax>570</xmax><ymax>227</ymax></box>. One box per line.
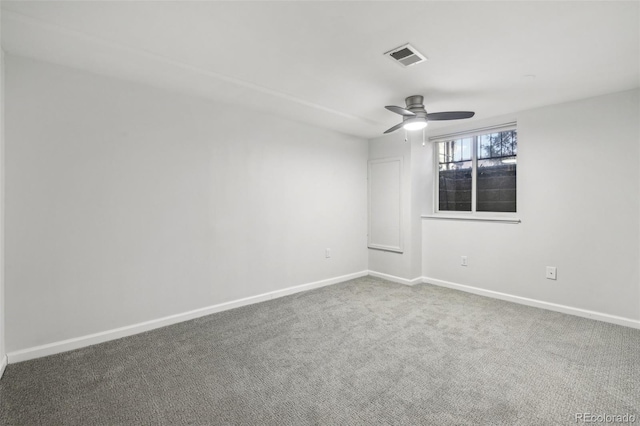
<box><xmin>1</xmin><ymin>276</ymin><xmax>639</xmax><ymax>425</ymax></box>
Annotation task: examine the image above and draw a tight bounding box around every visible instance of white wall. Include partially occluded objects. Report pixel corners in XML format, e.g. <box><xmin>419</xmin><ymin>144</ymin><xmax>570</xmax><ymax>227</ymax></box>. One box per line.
<box><xmin>4</xmin><ymin>55</ymin><xmax>368</xmax><ymax>353</ymax></box>
<box><xmin>368</xmin><ymin>133</ymin><xmax>427</xmax><ymax>281</ymax></box>
<box><xmin>422</xmin><ymin>89</ymin><xmax>640</xmax><ymax>321</ymax></box>
<box><xmin>0</xmin><ymin>5</ymin><xmax>6</xmax><ymax>373</ymax></box>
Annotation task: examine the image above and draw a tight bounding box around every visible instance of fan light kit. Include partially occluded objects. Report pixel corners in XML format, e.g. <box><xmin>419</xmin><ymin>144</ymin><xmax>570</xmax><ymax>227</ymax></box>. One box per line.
<box><xmin>384</xmin><ymin>95</ymin><xmax>475</xmax><ymax>134</ymax></box>
<box><xmin>402</xmin><ymin>119</ymin><xmax>428</xmax><ymax>131</ymax></box>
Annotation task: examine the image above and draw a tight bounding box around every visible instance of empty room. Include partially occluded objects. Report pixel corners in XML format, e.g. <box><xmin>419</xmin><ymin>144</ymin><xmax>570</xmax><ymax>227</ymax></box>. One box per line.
<box><xmin>0</xmin><ymin>1</ymin><xmax>638</xmax><ymax>424</ymax></box>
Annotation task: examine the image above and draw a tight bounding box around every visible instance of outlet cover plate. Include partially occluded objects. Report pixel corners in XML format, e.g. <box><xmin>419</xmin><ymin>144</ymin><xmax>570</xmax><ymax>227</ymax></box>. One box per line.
<box><xmin>546</xmin><ymin>266</ymin><xmax>557</xmax><ymax>280</ymax></box>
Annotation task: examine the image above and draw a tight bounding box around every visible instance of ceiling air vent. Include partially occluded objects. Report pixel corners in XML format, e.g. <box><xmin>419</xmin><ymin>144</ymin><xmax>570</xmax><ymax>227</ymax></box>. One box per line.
<box><xmin>385</xmin><ymin>43</ymin><xmax>427</xmax><ymax>67</ymax></box>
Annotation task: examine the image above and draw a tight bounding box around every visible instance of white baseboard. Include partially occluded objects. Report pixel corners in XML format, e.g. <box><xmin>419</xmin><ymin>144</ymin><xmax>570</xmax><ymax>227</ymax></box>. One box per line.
<box><xmin>423</xmin><ymin>277</ymin><xmax>640</xmax><ymax>330</ymax></box>
<box><xmin>7</xmin><ymin>270</ymin><xmax>369</xmax><ymax>363</ymax></box>
<box><xmin>0</xmin><ymin>355</ymin><xmax>7</xmax><ymax>379</ymax></box>
<box><xmin>368</xmin><ymin>270</ymin><xmax>422</xmax><ymax>286</ymax></box>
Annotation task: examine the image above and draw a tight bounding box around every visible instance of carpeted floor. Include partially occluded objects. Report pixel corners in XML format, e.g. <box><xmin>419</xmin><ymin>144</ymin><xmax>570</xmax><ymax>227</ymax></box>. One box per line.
<box><xmin>1</xmin><ymin>276</ymin><xmax>639</xmax><ymax>425</ymax></box>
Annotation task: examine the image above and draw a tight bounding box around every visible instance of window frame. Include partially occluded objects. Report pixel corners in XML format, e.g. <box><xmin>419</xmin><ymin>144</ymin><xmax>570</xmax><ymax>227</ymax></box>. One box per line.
<box><xmin>430</xmin><ymin>122</ymin><xmax>520</xmax><ymax>222</ymax></box>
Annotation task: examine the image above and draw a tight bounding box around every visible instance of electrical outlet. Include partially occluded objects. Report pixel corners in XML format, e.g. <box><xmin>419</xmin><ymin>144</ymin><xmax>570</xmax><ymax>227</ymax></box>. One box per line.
<box><xmin>546</xmin><ymin>266</ymin><xmax>557</xmax><ymax>280</ymax></box>
<box><xmin>461</xmin><ymin>256</ymin><xmax>468</xmax><ymax>267</ymax></box>
<box><xmin>325</xmin><ymin>248</ymin><xmax>331</xmax><ymax>258</ymax></box>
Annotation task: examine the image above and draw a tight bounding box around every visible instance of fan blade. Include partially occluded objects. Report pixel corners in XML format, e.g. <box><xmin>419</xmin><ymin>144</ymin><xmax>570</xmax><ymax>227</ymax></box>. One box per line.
<box><xmin>426</xmin><ymin>111</ymin><xmax>475</xmax><ymax>121</ymax></box>
<box><xmin>385</xmin><ymin>105</ymin><xmax>416</xmax><ymax>116</ymax></box>
<box><xmin>383</xmin><ymin>122</ymin><xmax>405</xmax><ymax>134</ymax></box>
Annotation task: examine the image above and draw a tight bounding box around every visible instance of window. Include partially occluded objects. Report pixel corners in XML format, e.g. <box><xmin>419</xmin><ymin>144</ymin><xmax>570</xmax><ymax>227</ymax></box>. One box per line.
<box><xmin>436</xmin><ymin>125</ymin><xmax>517</xmax><ymax>213</ymax></box>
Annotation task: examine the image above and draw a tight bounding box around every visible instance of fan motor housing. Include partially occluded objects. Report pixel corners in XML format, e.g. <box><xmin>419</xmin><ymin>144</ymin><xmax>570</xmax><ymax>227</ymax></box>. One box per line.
<box><xmin>405</xmin><ymin>95</ymin><xmax>424</xmax><ymax>109</ymax></box>
<box><xmin>404</xmin><ymin>95</ymin><xmax>427</xmax><ymax>121</ymax></box>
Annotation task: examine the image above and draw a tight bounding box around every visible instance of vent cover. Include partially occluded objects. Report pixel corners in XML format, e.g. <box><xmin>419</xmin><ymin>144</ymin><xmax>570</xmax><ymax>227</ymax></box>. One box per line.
<box><xmin>384</xmin><ymin>44</ymin><xmax>427</xmax><ymax>67</ymax></box>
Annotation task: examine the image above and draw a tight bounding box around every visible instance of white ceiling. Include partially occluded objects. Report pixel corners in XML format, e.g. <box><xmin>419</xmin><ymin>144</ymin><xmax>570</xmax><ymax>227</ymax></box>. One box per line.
<box><xmin>2</xmin><ymin>1</ymin><xmax>638</xmax><ymax>139</ymax></box>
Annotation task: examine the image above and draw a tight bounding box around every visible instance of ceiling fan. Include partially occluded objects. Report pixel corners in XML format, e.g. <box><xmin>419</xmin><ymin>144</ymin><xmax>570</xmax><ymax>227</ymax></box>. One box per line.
<box><xmin>384</xmin><ymin>95</ymin><xmax>475</xmax><ymax>134</ymax></box>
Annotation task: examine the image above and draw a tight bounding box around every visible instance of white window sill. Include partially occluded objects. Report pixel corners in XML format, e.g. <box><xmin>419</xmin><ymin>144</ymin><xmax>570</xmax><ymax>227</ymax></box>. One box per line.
<box><xmin>421</xmin><ymin>214</ymin><xmax>521</xmax><ymax>224</ymax></box>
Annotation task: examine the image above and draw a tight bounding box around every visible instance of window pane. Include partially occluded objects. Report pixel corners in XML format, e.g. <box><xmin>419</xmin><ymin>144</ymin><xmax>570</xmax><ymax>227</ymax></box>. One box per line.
<box><xmin>478</xmin><ymin>131</ymin><xmax>517</xmax><ymax>157</ymax></box>
<box><xmin>439</xmin><ymin>141</ymin><xmax>456</xmax><ymax>165</ymax></box>
<box><xmin>489</xmin><ymin>133</ymin><xmax>501</xmax><ymax>157</ymax></box>
<box><xmin>501</xmin><ymin>132</ymin><xmax>513</xmax><ymax>156</ymax></box>
<box><xmin>453</xmin><ymin>139</ymin><xmax>462</xmax><ymax>162</ymax></box>
<box><xmin>461</xmin><ymin>137</ymin><xmax>472</xmax><ymax>161</ymax></box>
<box><xmin>500</xmin><ymin>132</ymin><xmax>513</xmax><ymax>157</ymax></box>
<box><xmin>439</xmin><ymin>139</ymin><xmax>472</xmax><ymax>211</ymax></box>
<box><xmin>477</xmin><ymin>157</ymin><xmax>516</xmax><ymax>212</ymax></box>
<box><xmin>478</xmin><ymin>134</ymin><xmax>491</xmax><ymax>159</ymax></box>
